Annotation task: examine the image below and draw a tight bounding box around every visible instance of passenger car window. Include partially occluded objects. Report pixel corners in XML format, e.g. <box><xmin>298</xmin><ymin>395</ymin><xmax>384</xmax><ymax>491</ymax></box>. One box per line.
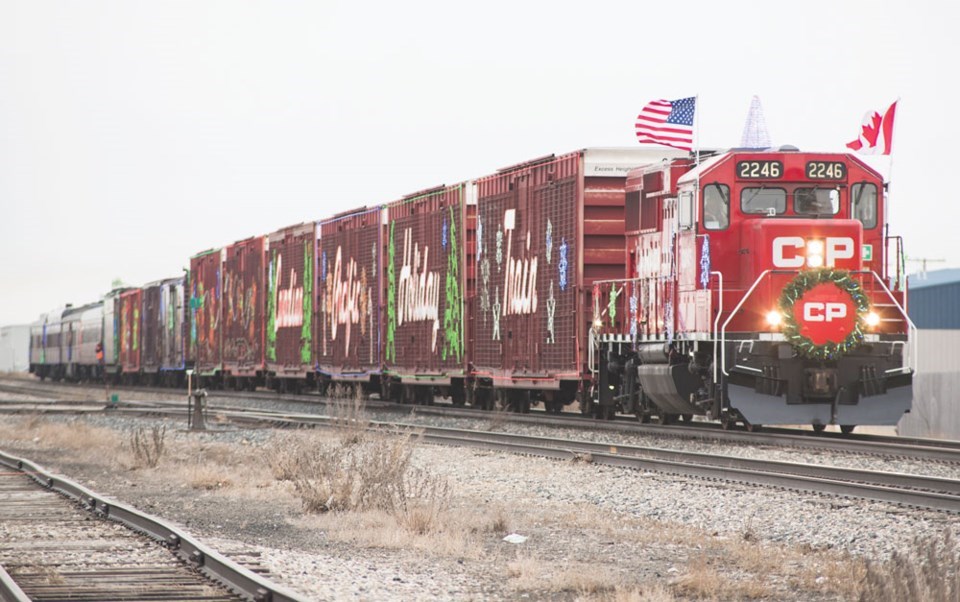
<box><xmin>741</xmin><ymin>188</ymin><xmax>786</xmax><ymax>215</ymax></box>
<box><xmin>795</xmin><ymin>188</ymin><xmax>839</xmax><ymax>216</ymax></box>
<box><xmin>852</xmin><ymin>183</ymin><xmax>878</xmax><ymax>229</ymax></box>
<box><xmin>702</xmin><ymin>184</ymin><xmax>730</xmax><ymax>230</ymax></box>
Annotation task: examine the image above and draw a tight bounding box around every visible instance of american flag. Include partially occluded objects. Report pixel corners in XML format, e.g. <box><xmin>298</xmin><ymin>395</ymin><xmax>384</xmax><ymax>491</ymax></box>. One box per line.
<box><xmin>635</xmin><ymin>97</ymin><xmax>696</xmax><ymax>151</ymax></box>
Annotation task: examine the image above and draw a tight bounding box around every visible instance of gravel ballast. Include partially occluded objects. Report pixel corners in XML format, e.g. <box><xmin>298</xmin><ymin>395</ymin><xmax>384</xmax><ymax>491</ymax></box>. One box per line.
<box><xmin>1</xmin><ymin>387</ymin><xmax>959</xmax><ymax>600</ymax></box>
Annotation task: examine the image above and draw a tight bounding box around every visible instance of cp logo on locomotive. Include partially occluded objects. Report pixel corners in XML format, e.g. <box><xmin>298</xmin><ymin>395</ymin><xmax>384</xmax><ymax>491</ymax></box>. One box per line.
<box><xmin>772</xmin><ymin>236</ymin><xmax>855</xmax><ymax>268</ymax></box>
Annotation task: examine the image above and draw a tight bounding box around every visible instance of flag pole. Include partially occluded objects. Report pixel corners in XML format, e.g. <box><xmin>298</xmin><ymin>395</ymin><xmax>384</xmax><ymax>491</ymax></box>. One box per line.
<box><xmin>886</xmin><ymin>97</ymin><xmax>901</xmax><ymax>288</ymax></box>
<box><xmin>694</xmin><ymin>94</ymin><xmax>701</xmax><ymax>167</ymax></box>
<box><xmin>695</xmin><ymin>94</ymin><xmax>701</xmax><ymax>219</ymax></box>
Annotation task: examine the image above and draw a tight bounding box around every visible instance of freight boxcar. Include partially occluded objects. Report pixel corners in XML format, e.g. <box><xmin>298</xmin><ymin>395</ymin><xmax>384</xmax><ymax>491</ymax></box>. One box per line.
<box><xmin>222</xmin><ymin>236</ymin><xmax>266</xmax><ymax>389</ymax></box>
<box><xmin>102</xmin><ymin>288</ymin><xmax>129</xmax><ymax>381</ymax></box>
<box><xmin>317</xmin><ymin>208</ymin><xmax>381</xmax><ymax>391</ymax></box>
<box><xmin>118</xmin><ymin>288</ymin><xmax>142</xmax><ymax>382</ymax></box>
<box><xmin>265</xmin><ymin>223</ymin><xmax>316</xmax><ymax>391</ymax></box>
<box><xmin>470</xmin><ymin>148</ymin><xmax>684</xmax><ymax>412</ymax></box>
<box><xmin>190</xmin><ymin>248</ymin><xmax>224</xmax><ymax>381</ymax></box>
<box><xmin>141</xmin><ymin>276</ymin><xmax>187</xmax><ymax>386</ymax></box>
<box><xmin>382</xmin><ymin>186</ymin><xmax>471</xmax><ymax>404</ymax></box>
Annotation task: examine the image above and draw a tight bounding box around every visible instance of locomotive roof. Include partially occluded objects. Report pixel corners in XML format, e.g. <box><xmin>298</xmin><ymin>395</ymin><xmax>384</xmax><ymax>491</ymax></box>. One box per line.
<box><xmin>677</xmin><ymin>149</ymin><xmax>884</xmax><ymax>185</ymax></box>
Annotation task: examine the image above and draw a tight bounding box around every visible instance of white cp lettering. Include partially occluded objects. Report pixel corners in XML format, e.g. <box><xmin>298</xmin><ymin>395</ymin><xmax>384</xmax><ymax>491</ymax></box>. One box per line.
<box><xmin>803</xmin><ymin>302</ymin><xmax>848</xmax><ymax>322</ymax></box>
<box><xmin>772</xmin><ymin>236</ymin><xmax>855</xmax><ymax>268</ymax></box>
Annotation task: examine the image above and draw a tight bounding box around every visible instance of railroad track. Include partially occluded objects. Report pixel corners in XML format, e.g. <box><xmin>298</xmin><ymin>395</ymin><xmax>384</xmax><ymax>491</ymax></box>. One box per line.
<box><xmin>5</xmin><ymin>376</ymin><xmax>960</xmax><ymax>464</ymax></box>
<box><xmin>0</xmin><ymin>450</ymin><xmax>307</xmax><ymax>602</ymax></box>
<box><xmin>228</xmin><ymin>407</ymin><xmax>960</xmax><ymax>514</ymax></box>
<box><xmin>45</xmin><ymin>401</ymin><xmax>958</xmax><ymax>515</ymax></box>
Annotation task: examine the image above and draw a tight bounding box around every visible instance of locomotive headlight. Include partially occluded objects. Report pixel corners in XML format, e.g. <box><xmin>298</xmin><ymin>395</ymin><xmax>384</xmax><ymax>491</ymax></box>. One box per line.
<box><xmin>765</xmin><ymin>310</ymin><xmax>783</xmax><ymax>328</ymax></box>
<box><xmin>865</xmin><ymin>311</ymin><xmax>881</xmax><ymax>328</ymax></box>
<box><xmin>806</xmin><ymin>239</ymin><xmax>825</xmax><ymax>268</ymax></box>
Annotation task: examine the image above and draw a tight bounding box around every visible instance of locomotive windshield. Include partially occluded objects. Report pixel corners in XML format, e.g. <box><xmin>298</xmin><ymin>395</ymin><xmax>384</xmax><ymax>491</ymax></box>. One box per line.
<box><xmin>741</xmin><ymin>187</ymin><xmax>786</xmax><ymax>214</ymax></box>
<box><xmin>703</xmin><ymin>183</ymin><xmax>730</xmax><ymax>230</ymax></box>
<box><xmin>852</xmin><ymin>182</ymin><xmax>878</xmax><ymax>228</ymax></box>
<box><xmin>794</xmin><ymin>187</ymin><xmax>839</xmax><ymax>215</ymax></box>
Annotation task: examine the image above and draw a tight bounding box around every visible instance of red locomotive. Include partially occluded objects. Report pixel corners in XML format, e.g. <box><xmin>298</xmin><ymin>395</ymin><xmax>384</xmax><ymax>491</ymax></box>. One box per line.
<box><xmin>29</xmin><ymin>146</ymin><xmax>914</xmax><ymax>432</ymax></box>
<box><xmin>591</xmin><ymin>147</ymin><xmax>913</xmax><ymax>431</ymax></box>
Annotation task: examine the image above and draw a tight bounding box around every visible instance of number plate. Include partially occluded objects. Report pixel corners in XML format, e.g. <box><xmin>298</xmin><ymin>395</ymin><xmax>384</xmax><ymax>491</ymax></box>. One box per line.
<box><xmin>737</xmin><ymin>160</ymin><xmax>782</xmax><ymax>179</ymax></box>
<box><xmin>806</xmin><ymin>161</ymin><xmax>847</xmax><ymax>180</ymax></box>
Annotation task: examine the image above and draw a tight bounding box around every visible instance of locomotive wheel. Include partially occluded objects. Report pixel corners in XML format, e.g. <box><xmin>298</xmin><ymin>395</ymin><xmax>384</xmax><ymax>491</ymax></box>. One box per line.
<box><xmin>720</xmin><ymin>414</ymin><xmax>734</xmax><ymax>430</ymax></box>
<box><xmin>680</xmin><ymin>414</ymin><xmax>694</xmax><ymax>423</ymax></box>
<box><xmin>840</xmin><ymin>425</ymin><xmax>856</xmax><ymax>435</ymax></box>
<box><xmin>654</xmin><ymin>413</ymin><xmax>674</xmax><ymax>426</ymax></box>
<box><xmin>812</xmin><ymin>423</ymin><xmax>827</xmax><ymax>433</ymax></box>
<box><xmin>744</xmin><ymin>421</ymin><xmax>762</xmax><ymax>433</ymax></box>
<box><xmin>598</xmin><ymin>405</ymin><xmax>615</xmax><ymax>421</ymax></box>
<box><xmin>636</xmin><ymin>411</ymin><xmax>651</xmax><ymax>424</ymax></box>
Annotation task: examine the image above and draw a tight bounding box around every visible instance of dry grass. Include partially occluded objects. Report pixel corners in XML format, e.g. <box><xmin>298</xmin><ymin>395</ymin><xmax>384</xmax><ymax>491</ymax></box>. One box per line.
<box><xmin>182</xmin><ymin>462</ymin><xmax>234</xmax><ymax>490</ymax></box>
<box><xmin>265</xmin><ymin>397</ymin><xmax>452</xmax><ymax>540</ymax></box>
<box><xmin>0</xmin><ymin>416</ymin><xmax>123</xmax><ymax>461</ymax></box>
<box><xmin>858</xmin><ymin>529</ymin><xmax>960</xmax><ymax>602</ymax></box>
<box><xmin>608</xmin><ymin>584</ymin><xmax>678</xmax><ymax>602</ymax></box>
<box><xmin>672</xmin><ymin>554</ymin><xmax>771</xmax><ymax>600</ymax></box>
<box><xmin>507</xmin><ymin>555</ymin><xmax>623</xmax><ymax>596</ymax></box>
<box><xmin>129</xmin><ymin>425</ymin><xmax>166</xmax><ymax>468</ymax></box>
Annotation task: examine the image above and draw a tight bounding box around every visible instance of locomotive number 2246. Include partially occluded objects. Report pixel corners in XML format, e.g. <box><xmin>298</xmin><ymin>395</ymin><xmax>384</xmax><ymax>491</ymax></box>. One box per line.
<box><xmin>737</xmin><ymin>160</ymin><xmax>782</xmax><ymax>179</ymax></box>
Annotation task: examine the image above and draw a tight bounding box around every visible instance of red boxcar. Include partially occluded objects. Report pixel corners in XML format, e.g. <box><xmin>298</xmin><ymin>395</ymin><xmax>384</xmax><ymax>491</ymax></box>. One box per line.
<box><xmin>190</xmin><ymin>248</ymin><xmax>223</xmax><ymax>378</ymax></box>
<box><xmin>382</xmin><ymin>186</ymin><xmax>471</xmax><ymax>403</ymax></box>
<box><xmin>266</xmin><ymin>223</ymin><xmax>316</xmax><ymax>388</ymax></box>
<box><xmin>222</xmin><ymin>236</ymin><xmax>266</xmax><ymax>387</ymax></box>
<box><xmin>141</xmin><ymin>276</ymin><xmax>187</xmax><ymax>386</ymax></box>
<box><xmin>118</xmin><ymin>288</ymin><xmax>142</xmax><ymax>379</ymax></box>
<box><xmin>141</xmin><ymin>280</ymin><xmax>165</xmax><ymax>379</ymax></box>
<box><xmin>469</xmin><ymin>148</ymin><xmax>683</xmax><ymax>410</ymax></box>
<box><xmin>317</xmin><ymin>208</ymin><xmax>381</xmax><ymax>389</ymax></box>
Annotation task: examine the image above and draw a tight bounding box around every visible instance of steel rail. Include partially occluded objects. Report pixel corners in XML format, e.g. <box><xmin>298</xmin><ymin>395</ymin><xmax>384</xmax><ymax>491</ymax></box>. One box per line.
<box><xmin>406</xmin><ymin>428</ymin><xmax>960</xmax><ymax>514</ymax></box>
<box><xmin>0</xmin><ymin>450</ymin><xmax>309</xmax><ymax>602</ymax></box>
<box><xmin>137</xmin><ymin>395</ymin><xmax>960</xmax><ymax>465</ymax></box>
<box><xmin>5</xmin><ymin>376</ymin><xmax>960</xmax><ymax>463</ymax></box>
<box><xmin>120</xmin><ymin>405</ymin><xmax>960</xmax><ymax>514</ymax></box>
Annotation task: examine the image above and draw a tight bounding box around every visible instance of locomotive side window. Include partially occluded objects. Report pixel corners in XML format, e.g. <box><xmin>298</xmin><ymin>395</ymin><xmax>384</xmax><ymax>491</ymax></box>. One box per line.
<box><xmin>741</xmin><ymin>187</ymin><xmax>786</xmax><ymax>215</ymax></box>
<box><xmin>852</xmin><ymin>183</ymin><xmax>878</xmax><ymax>229</ymax></box>
<box><xmin>702</xmin><ymin>184</ymin><xmax>729</xmax><ymax>230</ymax></box>
<box><xmin>794</xmin><ymin>188</ymin><xmax>839</xmax><ymax>216</ymax></box>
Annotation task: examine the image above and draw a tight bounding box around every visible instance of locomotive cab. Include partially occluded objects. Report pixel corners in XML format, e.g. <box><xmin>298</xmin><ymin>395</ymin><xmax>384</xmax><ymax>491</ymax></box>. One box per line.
<box><xmin>592</xmin><ymin>149</ymin><xmax>913</xmax><ymax>432</ymax></box>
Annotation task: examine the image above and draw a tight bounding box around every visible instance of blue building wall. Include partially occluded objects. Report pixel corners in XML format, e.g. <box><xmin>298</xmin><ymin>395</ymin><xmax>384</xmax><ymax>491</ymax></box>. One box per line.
<box><xmin>908</xmin><ymin>268</ymin><xmax>960</xmax><ymax>330</ymax></box>
<box><xmin>901</xmin><ymin>268</ymin><xmax>960</xmax><ymax>439</ymax></box>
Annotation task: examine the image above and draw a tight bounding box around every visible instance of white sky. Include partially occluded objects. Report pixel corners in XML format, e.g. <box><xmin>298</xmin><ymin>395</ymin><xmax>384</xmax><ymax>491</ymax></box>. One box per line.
<box><xmin>1</xmin><ymin>0</ymin><xmax>955</xmax><ymax>326</ymax></box>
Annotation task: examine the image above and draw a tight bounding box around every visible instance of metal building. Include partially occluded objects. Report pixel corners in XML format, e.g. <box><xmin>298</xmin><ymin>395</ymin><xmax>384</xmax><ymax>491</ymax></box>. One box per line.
<box><xmin>0</xmin><ymin>325</ymin><xmax>30</xmax><ymax>372</ymax></box>
<box><xmin>899</xmin><ymin>268</ymin><xmax>960</xmax><ymax>439</ymax></box>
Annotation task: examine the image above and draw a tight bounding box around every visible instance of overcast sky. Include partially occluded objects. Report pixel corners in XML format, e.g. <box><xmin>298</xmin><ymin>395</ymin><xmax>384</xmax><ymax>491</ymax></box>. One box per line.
<box><xmin>1</xmin><ymin>0</ymin><xmax>955</xmax><ymax>326</ymax></box>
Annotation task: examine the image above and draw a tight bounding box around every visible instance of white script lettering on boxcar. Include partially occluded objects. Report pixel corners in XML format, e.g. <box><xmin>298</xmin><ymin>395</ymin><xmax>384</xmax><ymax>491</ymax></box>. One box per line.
<box><xmin>329</xmin><ymin>246</ymin><xmax>363</xmax><ymax>355</ymax></box>
<box><xmin>397</xmin><ymin>228</ymin><xmax>440</xmax><ymax>352</ymax></box>
<box><xmin>502</xmin><ymin>213</ymin><xmax>538</xmax><ymax>316</ymax></box>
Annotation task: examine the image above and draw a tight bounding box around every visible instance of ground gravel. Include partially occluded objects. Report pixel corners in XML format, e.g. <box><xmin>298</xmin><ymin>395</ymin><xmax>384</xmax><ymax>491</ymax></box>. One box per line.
<box><xmin>2</xmin><ymin>383</ymin><xmax>960</xmax><ymax>600</ymax></box>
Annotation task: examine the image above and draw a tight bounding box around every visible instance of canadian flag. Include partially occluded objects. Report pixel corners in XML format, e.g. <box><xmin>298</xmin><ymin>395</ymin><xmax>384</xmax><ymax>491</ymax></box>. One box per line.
<box><xmin>846</xmin><ymin>101</ymin><xmax>897</xmax><ymax>155</ymax></box>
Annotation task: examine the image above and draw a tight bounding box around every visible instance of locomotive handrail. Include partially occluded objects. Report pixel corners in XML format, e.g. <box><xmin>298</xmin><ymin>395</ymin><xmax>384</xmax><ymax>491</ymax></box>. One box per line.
<box><xmin>869</xmin><ymin>270</ymin><xmax>918</xmax><ymax>374</ymax></box>
<box><xmin>719</xmin><ymin>269</ymin><xmax>772</xmax><ymax>376</ymax></box>
<box><xmin>711</xmin><ymin>270</ymin><xmax>724</xmax><ymax>383</ymax></box>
